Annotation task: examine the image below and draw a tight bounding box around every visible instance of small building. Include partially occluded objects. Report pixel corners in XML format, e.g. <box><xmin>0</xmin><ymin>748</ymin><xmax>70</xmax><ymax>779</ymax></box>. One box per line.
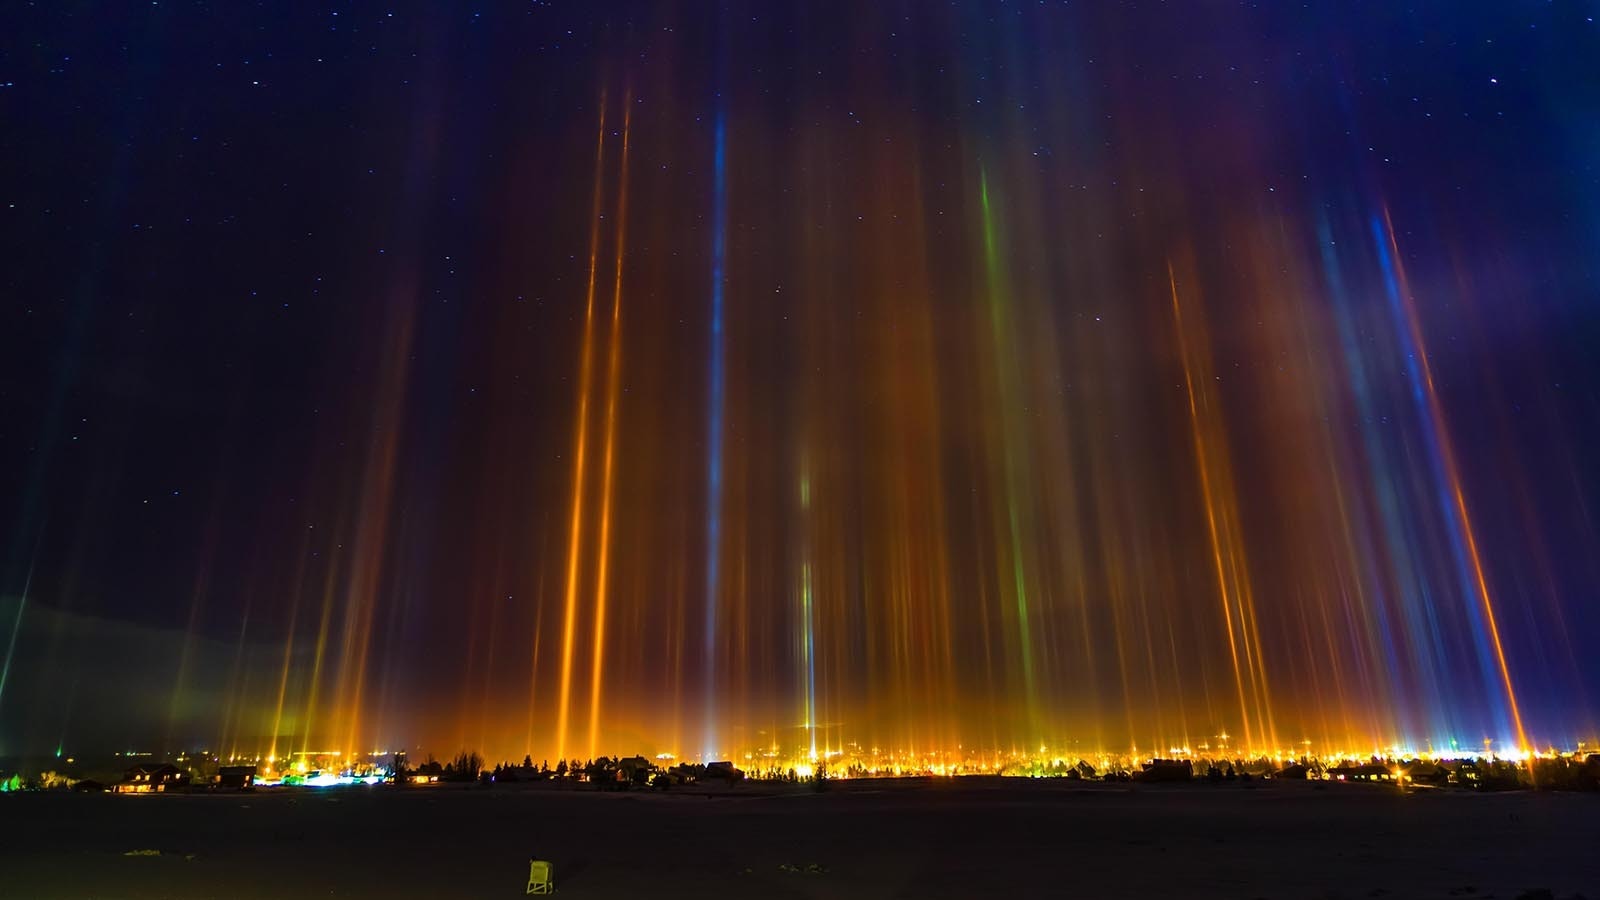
<box><xmin>216</xmin><ymin>765</ymin><xmax>258</xmax><ymax>791</ymax></box>
<box><xmin>1446</xmin><ymin>760</ymin><xmax>1522</xmax><ymax>791</ymax></box>
<box><xmin>1273</xmin><ymin>763</ymin><xmax>1310</xmax><ymax>780</ymax></box>
<box><xmin>1327</xmin><ymin>762</ymin><xmax>1393</xmax><ymax>783</ymax></box>
<box><xmin>1445</xmin><ymin>761</ymin><xmax>1482</xmax><ymax>786</ymax></box>
<box><xmin>703</xmin><ymin>761</ymin><xmax>745</xmax><ymax>782</ymax></box>
<box><xmin>667</xmin><ymin>763</ymin><xmax>703</xmax><ymax>784</ymax></box>
<box><xmin>1138</xmin><ymin>759</ymin><xmax>1193</xmax><ymax>782</ymax></box>
<box><xmin>617</xmin><ymin>755</ymin><xmax>653</xmax><ymax>773</ymax></box>
<box><xmin>1400</xmin><ymin>761</ymin><xmax>1448</xmax><ymax>786</ymax></box>
<box><xmin>116</xmin><ymin>764</ymin><xmax>188</xmax><ymax>793</ymax></box>
<box><xmin>617</xmin><ymin>756</ymin><xmax>656</xmax><ymax>785</ymax></box>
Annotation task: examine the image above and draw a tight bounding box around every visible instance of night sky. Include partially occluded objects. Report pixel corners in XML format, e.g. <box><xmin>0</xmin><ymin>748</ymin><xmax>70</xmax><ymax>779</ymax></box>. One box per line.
<box><xmin>3</xmin><ymin>1</ymin><xmax>1599</xmax><ymax>764</ymax></box>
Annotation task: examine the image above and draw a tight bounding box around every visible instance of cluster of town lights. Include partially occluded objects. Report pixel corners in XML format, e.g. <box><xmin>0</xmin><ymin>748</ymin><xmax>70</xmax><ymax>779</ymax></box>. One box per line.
<box><xmin>94</xmin><ymin>736</ymin><xmax>1587</xmax><ymax>792</ymax></box>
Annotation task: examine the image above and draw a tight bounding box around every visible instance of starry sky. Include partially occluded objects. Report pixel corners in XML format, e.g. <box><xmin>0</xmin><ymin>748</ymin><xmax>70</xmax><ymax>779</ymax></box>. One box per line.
<box><xmin>2</xmin><ymin>1</ymin><xmax>1598</xmax><ymax>762</ymax></box>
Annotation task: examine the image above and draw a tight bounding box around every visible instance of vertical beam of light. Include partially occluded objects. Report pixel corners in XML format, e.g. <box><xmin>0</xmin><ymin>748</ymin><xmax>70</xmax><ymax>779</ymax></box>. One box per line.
<box><xmin>799</xmin><ymin>462</ymin><xmax>817</xmax><ymax>760</ymax></box>
<box><xmin>267</xmin><ymin>603</ymin><xmax>299</xmax><ymax>765</ymax></box>
<box><xmin>328</xmin><ymin>63</ymin><xmax>445</xmax><ymax>755</ymax></box>
<box><xmin>0</xmin><ymin>562</ymin><xmax>33</xmax><ymax>719</ymax></box>
<box><xmin>166</xmin><ymin>510</ymin><xmax>221</xmax><ymax>748</ymax></box>
<box><xmin>1373</xmin><ymin>210</ymin><xmax>1529</xmax><ymax>751</ymax></box>
<box><xmin>702</xmin><ymin>99</ymin><xmax>728</xmax><ymax>762</ymax></box>
<box><xmin>266</xmin><ymin>537</ymin><xmax>314</xmax><ymax>767</ymax></box>
<box><xmin>474</xmin><ymin>570</ymin><xmax>507</xmax><ymax>755</ymax></box>
<box><xmin>218</xmin><ymin>607</ymin><xmax>252</xmax><ymax>760</ymax></box>
<box><xmin>0</xmin><ymin>144</ymin><xmax>111</xmax><ymax>741</ymax></box>
<box><xmin>587</xmin><ymin>93</ymin><xmax>632</xmax><ymax>759</ymax></box>
<box><xmin>1168</xmin><ymin>265</ymin><xmax>1257</xmax><ymax>750</ymax></box>
<box><xmin>523</xmin><ymin>593</ymin><xmax>544</xmax><ymax>759</ymax></box>
<box><xmin>976</xmin><ymin>168</ymin><xmax>1036</xmax><ymax>713</ymax></box>
<box><xmin>1316</xmin><ymin>217</ymin><xmax>1428</xmax><ymax>740</ymax></box>
<box><xmin>554</xmin><ymin>92</ymin><xmax>609</xmax><ymax>762</ymax></box>
<box><xmin>334</xmin><ymin>308</ymin><xmax>415</xmax><ymax>757</ymax></box>
<box><xmin>299</xmin><ymin>553</ymin><xmax>342</xmax><ymax>756</ymax></box>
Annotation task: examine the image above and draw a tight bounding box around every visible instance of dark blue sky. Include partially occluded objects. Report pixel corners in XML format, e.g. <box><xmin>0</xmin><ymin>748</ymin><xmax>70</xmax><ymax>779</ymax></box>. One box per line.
<box><xmin>2</xmin><ymin>1</ymin><xmax>1597</xmax><ymax>758</ymax></box>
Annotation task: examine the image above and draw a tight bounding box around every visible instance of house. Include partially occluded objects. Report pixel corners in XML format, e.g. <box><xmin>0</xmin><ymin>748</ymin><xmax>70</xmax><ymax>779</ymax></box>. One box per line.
<box><xmin>667</xmin><ymin>763</ymin><xmax>703</xmax><ymax>784</ymax></box>
<box><xmin>616</xmin><ymin>756</ymin><xmax>656</xmax><ymax>785</ymax></box>
<box><xmin>116</xmin><ymin>764</ymin><xmax>188</xmax><ymax>793</ymax></box>
<box><xmin>703</xmin><ymin>761</ymin><xmax>745</xmax><ymax>782</ymax></box>
<box><xmin>216</xmin><ymin>765</ymin><xmax>258</xmax><ymax>791</ymax></box>
<box><xmin>617</xmin><ymin>755</ymin><xmax>653</xmax><ymax>773</ymax></box>
<box><xmin>1447</xmin><ymin>760</ymin><xmax>1522</xmax><ymax>791</ymax></box>
<box><xmin>1273</xmin><ymin>763</ymin><xmax>1310</xmax><ymax>780</ymax></box>
<box><xmin>1327</xmin><ymin>763</ymin><xmax>1393</xmax><ymax>783</ymax></box>
<box><xmin>1137</xmin><ymin>759</ymin><xmax>1193</xmax><ymax>782</ymax></box>
<box><xmin>1400</xmin><ymin>761</ymin><xmax>1448</xmax><ymax>786</ymax></box>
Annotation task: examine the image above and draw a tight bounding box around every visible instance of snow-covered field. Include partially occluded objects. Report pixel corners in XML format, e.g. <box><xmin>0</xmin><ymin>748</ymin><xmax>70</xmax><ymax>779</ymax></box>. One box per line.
<box><xmin>2</xmin><ymin>778</ymin><xmax>1594</xmax><ymax>898</ymax></box>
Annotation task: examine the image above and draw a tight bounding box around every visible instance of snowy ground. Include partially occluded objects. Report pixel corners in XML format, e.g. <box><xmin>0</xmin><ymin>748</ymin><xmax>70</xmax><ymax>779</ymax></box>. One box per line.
<box><xmin>1</xmin><ymin>778</ymin><xmax>1594</xmax><ymax>898</ymax></box>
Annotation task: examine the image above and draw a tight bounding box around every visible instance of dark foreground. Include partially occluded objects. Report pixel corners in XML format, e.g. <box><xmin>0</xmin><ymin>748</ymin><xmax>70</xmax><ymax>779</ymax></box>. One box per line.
<box><xmin>2</xmin><ymin>779</ymin><xmax>1595</xmax><ymax>899</ymax></box>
